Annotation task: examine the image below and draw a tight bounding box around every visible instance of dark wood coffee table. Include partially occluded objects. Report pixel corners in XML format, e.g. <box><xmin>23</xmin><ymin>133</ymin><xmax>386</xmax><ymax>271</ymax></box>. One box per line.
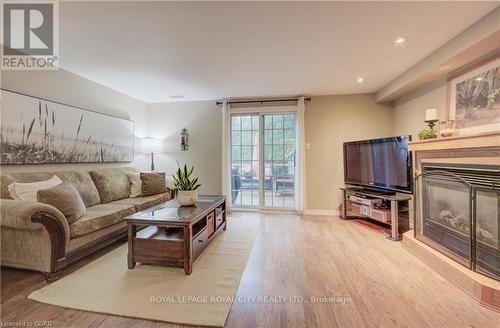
<box><xmin>125</xmin><ymin>195</ymin><xmax>226</xmax><ymax>274</ymax></box>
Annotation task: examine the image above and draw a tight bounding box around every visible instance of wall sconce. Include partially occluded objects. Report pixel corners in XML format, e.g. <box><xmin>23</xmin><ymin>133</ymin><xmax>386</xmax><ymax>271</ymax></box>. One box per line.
<box><xmin>180</xmin><ymin>128</ymin><xmax>189</xmax><ymax>151</ymax></box>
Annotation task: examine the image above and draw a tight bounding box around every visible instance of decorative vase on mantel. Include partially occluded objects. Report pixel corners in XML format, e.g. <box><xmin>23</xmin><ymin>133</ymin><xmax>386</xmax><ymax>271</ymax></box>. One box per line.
<box><xmin>177</xmin><ymin>190</ymin><xmax>198</xmax><ymax>206</ymax></box>
<box><xmin>439</xmin><ymin>120</ymin><xmax>456</xmax><ymax>138</ymax></box>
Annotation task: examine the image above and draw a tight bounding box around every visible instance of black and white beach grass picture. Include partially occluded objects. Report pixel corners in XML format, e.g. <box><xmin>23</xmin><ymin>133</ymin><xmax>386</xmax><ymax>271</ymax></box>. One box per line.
<box><xmin>0</xmin><ymin>90</ymin><xmax>134</xmax><ymax>164</ymax></box>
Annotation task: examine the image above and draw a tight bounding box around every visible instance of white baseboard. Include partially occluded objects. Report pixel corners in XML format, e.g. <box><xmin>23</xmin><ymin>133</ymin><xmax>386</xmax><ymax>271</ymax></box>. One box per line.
<box><xmin>302</xmin><ymin>209</ymin><xmax>339</xmax><ymax>216</ymax></box>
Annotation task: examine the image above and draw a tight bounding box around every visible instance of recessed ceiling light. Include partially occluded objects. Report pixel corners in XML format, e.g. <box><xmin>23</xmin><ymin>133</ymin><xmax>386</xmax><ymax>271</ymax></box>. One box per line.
<box><xmin>357</xmin><ymin>77</ymin><xmax>364</xmax><ymax>83</ymax></box>
<box><xmin>475</xmin><ymin>77</ymin><xmax>484</xmax><ymax>81</ymax></box>
<box><xmin>170</xmin><ymin>95</ymin><xmax>184</xmax><ymax>99</ymax></box>
<box><xmin>395</xmin><ymin>37</ymin><xmax>405</xmax><ymax>45</ymax></box>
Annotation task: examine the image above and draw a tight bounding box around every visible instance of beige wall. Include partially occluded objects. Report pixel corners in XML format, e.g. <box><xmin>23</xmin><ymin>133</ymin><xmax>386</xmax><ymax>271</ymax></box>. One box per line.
<box><xmin>0</xmin><ymin>69</ymin><xmax>150</xmax><ymax>174</ymax></box>
<box><xmin>305</xmin><ymin>94</ymin><xmax>394</xmax><ymax>211</ymax></box>
<box><xmin>392</xmin><ymin>81</ymin><xmax>447</xmax><ymax>140</ymax></box>
<box><xmin>147</xmin><ymin>101</ymin><xmax>222</xmax><ymax>195</ymax></box>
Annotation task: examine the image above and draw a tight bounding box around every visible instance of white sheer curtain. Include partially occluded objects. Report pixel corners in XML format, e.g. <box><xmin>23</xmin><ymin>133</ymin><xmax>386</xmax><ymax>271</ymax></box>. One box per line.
<box><xmin>295</xmin><ymin>97</ymin><xmax>306</xmax><ymax>212</ymax></box>
<box><xmin>221</xmin><ymin>101</ymin><xmax>233</xmax><ymax>207</ymax></box>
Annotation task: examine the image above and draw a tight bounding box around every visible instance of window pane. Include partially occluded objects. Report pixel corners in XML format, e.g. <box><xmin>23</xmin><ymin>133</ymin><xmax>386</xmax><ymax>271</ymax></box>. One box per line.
<box><xmin>285</xmin><ymin>144</ymin><xmax>295</xmax><ymax>160</ymax></box>
<box><xmin>252</xmin><ymin>146</ymin><xmax>259</xmax><ymax>161</ymax></box>
<box><xmin>273</xmin><ymin>193</ymin><xmax>284</xmax><ymax>207</ymax></box>
<box><xmin>273</xmin><ymin>130</ymin><xmax>283</xmax><ymax>144</ymax></box>
<box><xmin>242</xmin><ymin>146</ymin><xmax>252</xmax><ymax>161</ymax></box>
<box><xmin>273</xmin><ymin>162</ymin><xmax>283</xmax><ymax>176</ymax></box>
<box><xmin>241</xmin><ymin>131</ymin><xmax>252</xmax><ymax>145</ymax></box>
<box><xmin>241</xmin><ymin>190</ymin><xmax>251</xmax><ymax>206</ymax></box>
<box><xmin>265</xmin><ymin>190</ymin><xmax>273</xmax><ymax>206</ymax></box>
<box><xmin>241</xmin><ymin>116</ymin><xmax>252</xmax><ymax>130</ymax></box>
<box><xmin>252</xmin><ymin>161</ymin><xmax>260</xmax><ymax>178</ymax></box>
<box><xmin>265</xmin><ymin>115</ymin><xmax>273</xmax><ymax>129</ymax></box>
<box><xmin>273</xmin><ymin>145</ymin><xmax>283</xmax><ymax>160</ymax></box>
<box><xmin>252</xmin><ymin>190</ymin><xmax>260</xmax><ymax>206</ymax></box>
<box><xmin>232</xmin><ymin>146</ymin><xmax>241</xmax><ymax>161</ymax></box>
<box><xmin>232</xmin><ymin>188</ymin><xmax>241</xmax><ymax>205</ymax></box>
<box><xmin>231</xmin><ymin>130</ymin><xmax>241</xmax><ymax>145</ymax></box>
<box><xmin>284</xmin><ymin>114</ymin><xmax>295</xmax><ymax>129</ymax></box>
<box><xmin>264</xmin><ymin>162</ymin><xmax>273</xmax><ymax>180</ymax></box>
<box><xmin>264</xmin><ymin>145</ymin><xmax>272</xmax><ymax>160</ymax></box>
<box><xmin>241</xmin><ymin>161</ymin><xmax>252</xmax><ymax>176</ymax></box>
<box><xmin>252</xmin><ymin>131</ymin><xmax>259</xmax><ymax>145</ymax></box>
<box><xmin>252</xmin><ymin>116</ymin><xmax>259</xmax><ymax>130</ymax></box>
<box><xmin>264</xmin><ymin>130</ymin><xmax>272</xmax><ymax>145</ymax></box>
<box><xmin>272</xmin><ymin>115</ymin><xmax>283</xmax><ymax>129</ymax></box>
<box><xmin>284</xmin><ymin>129</ymin><xmax>295</xmax><ymax>143</ymax></box>
<box><xmin>231</xmin><ymin>116</ymin><xmax>240</xmax><ymax>130</ymax></box>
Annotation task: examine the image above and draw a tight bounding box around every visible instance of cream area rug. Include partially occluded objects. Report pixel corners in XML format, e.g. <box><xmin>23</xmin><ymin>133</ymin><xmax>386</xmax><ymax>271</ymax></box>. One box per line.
<box><xmin>29</xmin><ymin>215</ymin><xmax>260</xmax><ymax>327</ymax></box>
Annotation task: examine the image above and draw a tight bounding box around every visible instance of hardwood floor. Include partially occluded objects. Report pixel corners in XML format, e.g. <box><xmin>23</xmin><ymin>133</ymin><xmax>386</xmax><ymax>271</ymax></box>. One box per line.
<box><xmin>2</xmin><ymin>213</ymin><xmax>499</xmax><ymax>327</ymax></box>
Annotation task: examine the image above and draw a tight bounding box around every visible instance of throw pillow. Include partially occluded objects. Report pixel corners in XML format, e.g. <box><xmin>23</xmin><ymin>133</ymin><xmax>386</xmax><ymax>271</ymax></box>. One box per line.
<box><xmin>141</xmin><ymin>172</ymin><xmax>167</xmax><ymax>196</ymax></box>
<box><xmin>37</xmin><ymin>183</ymin><xmax>86</xmax><ymax>224</ymax></box>
<box><xmin>8</xmin><ymin>175</ymin><xmax>62</xmax><ymax>202</ymax></box>
<box><xmin>126</xmin><ymin>172</ymin><xmax>142</xmax><ymax>198</ymax></box>
<box><xmin>89</xmin><ymin>169</ymin><xmax>131</xmax><ymax>203</ymax></box>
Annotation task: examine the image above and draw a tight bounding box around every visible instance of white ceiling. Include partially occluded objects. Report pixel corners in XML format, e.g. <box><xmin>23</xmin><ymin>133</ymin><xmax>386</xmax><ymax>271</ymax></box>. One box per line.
<box><xmin>58</xmin><ymin>1</ymin><xmax>498</xmax><ymax>103</ymax></box>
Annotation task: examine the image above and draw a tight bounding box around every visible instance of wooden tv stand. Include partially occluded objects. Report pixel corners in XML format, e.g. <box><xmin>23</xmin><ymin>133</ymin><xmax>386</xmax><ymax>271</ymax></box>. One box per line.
<box><xmin>340</xmin><ymin>187</ymin><xmax>411</xmax><ymax>241</ymax></box>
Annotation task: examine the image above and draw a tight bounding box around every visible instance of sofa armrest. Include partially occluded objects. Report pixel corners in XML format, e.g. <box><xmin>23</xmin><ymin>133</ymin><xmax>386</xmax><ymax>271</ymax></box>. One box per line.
<box><xmin>0</xmin><ymin>199</ymin><xmax>70</xmax><ymax>245</ymax></box>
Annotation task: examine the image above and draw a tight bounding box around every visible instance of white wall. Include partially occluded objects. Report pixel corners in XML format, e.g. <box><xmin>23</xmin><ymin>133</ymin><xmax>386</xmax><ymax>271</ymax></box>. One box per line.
<box><xmin>392</xmin><ymin>80</ymin><xmax>447</xmax><ymax>140</ymax></box>
<box><xmin>147</xmin><ymin>101</ymin><xmax>222</xmax><ymax>195</ymax></box>
<box><xmin>0</xmin><ymin>68</ymin><xmax>150</xmax><ymax>174</ymax></box>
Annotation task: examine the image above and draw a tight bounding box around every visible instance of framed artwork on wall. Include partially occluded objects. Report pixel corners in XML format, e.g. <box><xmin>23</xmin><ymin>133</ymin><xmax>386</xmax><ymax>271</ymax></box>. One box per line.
<box><xmin>447</xmin><ymin>55</ymin><xmax>500</xmax><ymax>135</ymax></box>
<box><xmin>0</xmin><ymin>89</ymin><xmax>134</xmax><ymax>164</ymax></box>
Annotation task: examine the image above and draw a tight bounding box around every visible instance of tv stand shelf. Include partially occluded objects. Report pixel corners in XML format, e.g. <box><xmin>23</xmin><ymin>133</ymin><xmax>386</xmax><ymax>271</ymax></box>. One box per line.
<box><xmin>340</xmin><ymin>187</ymin><xmax>412</xmax><ymax>241</ymax></box>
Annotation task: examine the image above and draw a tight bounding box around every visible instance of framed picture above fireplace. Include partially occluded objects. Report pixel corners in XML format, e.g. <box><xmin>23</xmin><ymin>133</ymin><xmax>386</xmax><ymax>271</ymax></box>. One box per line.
<box><xmin>0</xmin><ymin>89</ymin><xmax>135</xmax><ymax>164</ymax></box>
<box><xmin>447</xmin><ymin>55</ymin><xmax>500</xmax><ymax>135</ymax></box>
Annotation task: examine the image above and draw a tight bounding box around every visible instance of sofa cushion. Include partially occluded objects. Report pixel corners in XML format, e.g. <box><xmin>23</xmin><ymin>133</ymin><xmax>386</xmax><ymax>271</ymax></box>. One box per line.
<box><xmin>55</xmin><ymin>171</ymin><xmax>101</xmax><ymax>207</ymax></box>
<box><xmin>69</xmin><ymin>203</ymin><xmax>135</xmax><ymax>238</ymax></box>
<box><xmin>141</xmin><ymin>172</ymin><xmax>167</xmax><ymax>196</ymax></box>
<box><xmin>1</xmin><ymin>171</ymin><xmax>101</xmax><ymax>208</ymax></box>
<box><xmin>90</xmin><ymin>168</ymin><xmax>131</xmax><ymax>203</ymax></box>
<box><xmin>110</xmin><ymin>192</ymin><xmax>171</xmax><ymax>212</ymax></box>
<box><xmin>126</xmin><ymin>171</ymin><xmax>142</xmax><ymax>197</ymax></box>
<box><xmin>37</xmin><ymin>183</ymin><xmax>86</xmax><ymax>224</ymax></box>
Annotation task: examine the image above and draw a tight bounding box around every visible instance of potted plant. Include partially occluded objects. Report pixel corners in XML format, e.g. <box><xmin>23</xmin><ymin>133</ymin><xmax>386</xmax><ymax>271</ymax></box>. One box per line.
<box><xmin>173</xmin><ymin>163</ymin><xmax>201</xmax><ymax>206</ymax></box>
<box><xmin>417</xmin><ymin>128</ymin><xmax>437</xmax><ymax>140</ymax></box>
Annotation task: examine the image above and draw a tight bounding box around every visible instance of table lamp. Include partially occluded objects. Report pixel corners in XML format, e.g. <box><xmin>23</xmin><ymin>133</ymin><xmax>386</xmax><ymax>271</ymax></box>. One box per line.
<box><xmin>141</xmin><ymin>138</ymin><xmax>163</xmax><ymax>171</ymax></box>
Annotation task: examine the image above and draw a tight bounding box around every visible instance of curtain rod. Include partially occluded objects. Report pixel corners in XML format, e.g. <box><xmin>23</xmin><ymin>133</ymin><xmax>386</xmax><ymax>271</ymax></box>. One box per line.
<box><xmin>216</xmin><ymin>97</ymin><xmax>311</xmax><ymax>106</ymax></box>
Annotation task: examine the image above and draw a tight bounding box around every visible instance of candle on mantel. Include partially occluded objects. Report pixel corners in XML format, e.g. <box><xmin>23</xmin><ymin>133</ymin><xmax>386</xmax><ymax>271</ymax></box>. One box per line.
<box><xmin>425</xmin><ymin>108</ymin><xmax>438</xmax><ymax>121</ymax></box>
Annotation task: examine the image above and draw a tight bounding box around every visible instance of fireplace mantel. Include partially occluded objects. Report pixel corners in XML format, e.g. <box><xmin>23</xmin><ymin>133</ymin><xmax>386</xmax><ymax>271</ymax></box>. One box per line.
<box><xmin>409</xmin><ymin>132</ymin><xmax>500</xmax><ymax>176</ymax></box>
<box><xmin>408</xmin><ymin>131</ymin><xmax>500</xmax><ymax>152</ymax></box>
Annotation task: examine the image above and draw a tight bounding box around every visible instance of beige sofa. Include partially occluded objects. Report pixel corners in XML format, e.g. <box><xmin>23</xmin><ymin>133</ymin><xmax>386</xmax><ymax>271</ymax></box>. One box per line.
<box><xmin>0</xmin><ymin>167</ymin><xmax>173</xmax><ymax>281</ymax></box>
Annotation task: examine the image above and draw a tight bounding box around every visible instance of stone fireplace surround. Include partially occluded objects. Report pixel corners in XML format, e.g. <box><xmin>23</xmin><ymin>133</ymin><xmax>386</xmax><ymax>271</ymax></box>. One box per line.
<box><xmin>406</xmin><ymin>131</ymin><xmax>500</xmax><ymax>311</ymax></box>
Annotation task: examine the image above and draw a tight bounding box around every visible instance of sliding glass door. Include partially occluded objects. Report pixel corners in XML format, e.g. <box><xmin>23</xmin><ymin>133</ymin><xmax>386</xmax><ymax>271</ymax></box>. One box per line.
<box><xmin>231</xmin><ymin>114</ymin><xmax>260</xmax><ymax>207</ymax></box>
<box><xmin>263</xmin><ymin>114</ymin><xmax>296</xmax><ymax>208</ymax></box>
<box><xmin>230</xmin><ymin>112</ymin><xmax>296</xmax><ymax>209</ymax></box>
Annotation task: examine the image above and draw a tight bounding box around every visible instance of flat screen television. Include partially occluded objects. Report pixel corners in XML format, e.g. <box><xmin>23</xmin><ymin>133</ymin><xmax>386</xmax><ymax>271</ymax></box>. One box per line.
<box><xmin>343</xmin><ymin>135</ymin><xmax>412</xmax><ymax>194</ymax></box>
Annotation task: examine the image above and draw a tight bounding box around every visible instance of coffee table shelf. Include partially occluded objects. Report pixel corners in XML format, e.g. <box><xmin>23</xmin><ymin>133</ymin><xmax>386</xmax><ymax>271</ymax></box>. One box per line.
<box><xmin>137</xmin><ymin>226</ymin><xmax>184</xmax><ymax>241</ymax></box>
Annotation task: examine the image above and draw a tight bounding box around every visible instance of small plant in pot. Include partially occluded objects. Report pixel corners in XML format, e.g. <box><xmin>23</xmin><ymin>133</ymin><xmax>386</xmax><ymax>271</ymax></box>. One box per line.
<box><xmin>173</xmin><ymin>163</ymin><xmax>201</xmax><ymax>206</ymax></box>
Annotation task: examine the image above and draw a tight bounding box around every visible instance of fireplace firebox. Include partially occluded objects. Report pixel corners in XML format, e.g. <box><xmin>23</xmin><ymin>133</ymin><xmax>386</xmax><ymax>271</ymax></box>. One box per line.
<box><xmin>414</xmin><ymin>163</ymin><xmax>500</xmax><ymax>281</ymax></box>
